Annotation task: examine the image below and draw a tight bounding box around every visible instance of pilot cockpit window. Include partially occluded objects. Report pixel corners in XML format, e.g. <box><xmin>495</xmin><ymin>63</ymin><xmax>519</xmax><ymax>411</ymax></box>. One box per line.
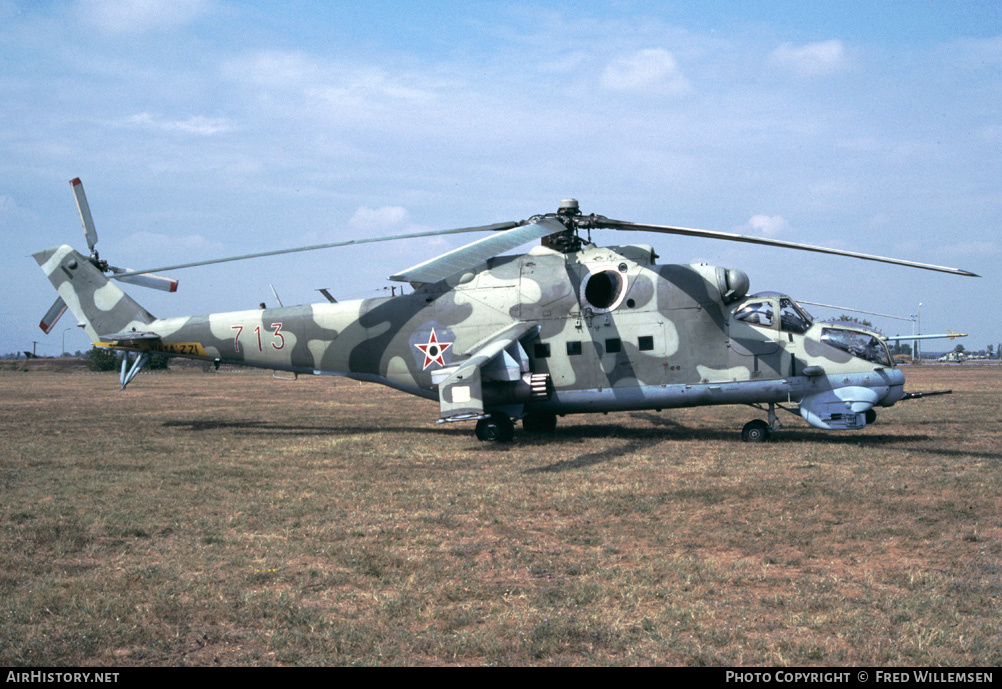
<box><xmin>820</xmin><ymin>328</ymin><xmax>892</xmax><ymax>367</ymax></box>
<box><xmin>779</xmin><ymin>297</ymin><xmax>812</xmax><ymax>334</ymax></box>
<box><xmin>734</xmin><ymin>301</ymin><xmax>774</xmax><ymax>327</ymax></box>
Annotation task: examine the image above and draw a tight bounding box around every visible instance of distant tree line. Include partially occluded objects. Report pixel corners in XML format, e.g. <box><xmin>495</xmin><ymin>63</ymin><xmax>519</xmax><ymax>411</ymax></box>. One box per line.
<box><xmin>86</xmin><ymin>348</ymin><xmax>170</xmax><ymax>371</ymax></box>
<box><xmin>2</xmin><ymin>350</ymin><xmax>86</xmax><ymax>359</ymax></box>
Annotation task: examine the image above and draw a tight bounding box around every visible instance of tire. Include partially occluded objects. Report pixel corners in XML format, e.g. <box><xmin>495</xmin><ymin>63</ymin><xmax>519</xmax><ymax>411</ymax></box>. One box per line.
<box><xmin>475</xmin><ymin>413</ymin><xmax>514</xmax><ymax>442</ymax></box>
<box><xmin>741</xmin><ymin>419</ymin><xmax>771</xmax><ymax>442</ymax></box>
<box><xmin>522</xmin><ymin>413</ymin><xmax>557</xmax><ymax>433</ymax></box>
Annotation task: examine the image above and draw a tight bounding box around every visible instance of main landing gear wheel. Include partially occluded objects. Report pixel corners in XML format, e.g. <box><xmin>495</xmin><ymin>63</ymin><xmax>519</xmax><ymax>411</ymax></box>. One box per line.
<box><xmin>865</xmin><ymin>409</ymin><xmax>877</xmax><ymax>425</ymax></box>
<box><xmin>522</xmin><ymin>412</ymin><xmax>557</xmax><ymax>433</ymax></box>
<box><xmin>475</xmin><ymin>413</ymin><xmax>514</xmax><ymax>443</ymax></box>
<box><xmin>741</xmin><ymin>419</ymin><xmax>771</xmax><ymax>442</ymax></box>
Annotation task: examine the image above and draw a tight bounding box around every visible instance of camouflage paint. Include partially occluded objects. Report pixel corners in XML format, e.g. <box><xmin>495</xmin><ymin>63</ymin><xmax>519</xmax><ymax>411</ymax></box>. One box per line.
<box><xmin>35</xmin><ymin>241</ymin><xmax>906</xmax><ymax>432</ymax></box>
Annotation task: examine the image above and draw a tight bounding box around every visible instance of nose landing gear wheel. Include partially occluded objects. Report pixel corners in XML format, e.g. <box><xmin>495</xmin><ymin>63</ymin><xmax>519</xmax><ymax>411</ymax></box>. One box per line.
<box><xmin>476</xmin><ymin>413</ymin><xmax>515</xmax><ymax>442</ymax></box>
<box><xmin>741</xmin><ymin>419</ymin><xmax>771</xmax><ymax>442</ymax></box>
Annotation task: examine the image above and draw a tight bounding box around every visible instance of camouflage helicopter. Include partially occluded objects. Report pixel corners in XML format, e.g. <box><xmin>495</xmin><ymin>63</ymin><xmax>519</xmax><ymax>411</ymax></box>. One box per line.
<box><xmin>35</xmin><ymin>180</ymin><xmax>978</xmax><ymax>442</ymax></box>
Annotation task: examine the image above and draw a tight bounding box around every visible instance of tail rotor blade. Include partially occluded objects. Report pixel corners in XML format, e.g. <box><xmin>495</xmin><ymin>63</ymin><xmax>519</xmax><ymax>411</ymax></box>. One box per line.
<box><xmin>40</xmin><ymin>297</ymin><xmax>68</xmax><ymax>333</ymax></box>
<box><xmin>108</xmin><ymin>266</ymin><xmax>179</xmax><ymax>293</ymax></box>
<box><xmin>70</xmin><ymin>178</ymin><xmax>99</xmax><ymax>254</ymax></box>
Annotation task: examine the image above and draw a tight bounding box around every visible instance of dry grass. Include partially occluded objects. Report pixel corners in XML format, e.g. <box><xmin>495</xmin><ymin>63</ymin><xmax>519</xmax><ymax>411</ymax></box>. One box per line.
<box><xmin>0</xmin><ymin>364</ymin><xmax>999</xmax><ymax>666</ymax></box>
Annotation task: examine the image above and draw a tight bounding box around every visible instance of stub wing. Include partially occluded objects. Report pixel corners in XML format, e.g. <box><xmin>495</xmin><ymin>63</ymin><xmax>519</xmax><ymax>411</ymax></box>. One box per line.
<box><xmin>435</xmin><ymin>322</ymin><xmax>545</xmax><ymax>422</ymax></box>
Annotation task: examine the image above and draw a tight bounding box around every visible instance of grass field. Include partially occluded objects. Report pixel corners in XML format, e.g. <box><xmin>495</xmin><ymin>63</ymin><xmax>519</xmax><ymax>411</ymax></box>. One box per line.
<box><xmin>1</xmin><ymin>364</ymin><xmax>999</xmax><ymax>666</ymax></box>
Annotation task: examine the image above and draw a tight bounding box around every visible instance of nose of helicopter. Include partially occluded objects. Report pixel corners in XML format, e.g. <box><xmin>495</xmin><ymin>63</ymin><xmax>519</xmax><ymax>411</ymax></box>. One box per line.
<box><xmin>878</xmin><ymin>366</ymin><xmax>907</xmax><ymax>407</ymax></box>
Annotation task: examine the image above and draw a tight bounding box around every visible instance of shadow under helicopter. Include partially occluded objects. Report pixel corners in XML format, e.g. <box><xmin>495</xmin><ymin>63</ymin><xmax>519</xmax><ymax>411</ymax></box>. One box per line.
<box><xmin>160</xmin><ymin>416</ymin><xmax>997</xmax><ymax>475</ymax></box>
<box><xmin>160</xmin><ymin>418</ymin><xmax>470</xmax><ymax>438</ymax></box>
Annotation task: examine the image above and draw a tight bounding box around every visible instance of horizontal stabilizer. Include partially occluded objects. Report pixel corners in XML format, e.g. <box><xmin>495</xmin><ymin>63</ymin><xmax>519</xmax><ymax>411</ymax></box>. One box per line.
<box><xmin>99</xmin><ymin>330</ymin><xmax>162</xmax><ymax>343</ymax></box>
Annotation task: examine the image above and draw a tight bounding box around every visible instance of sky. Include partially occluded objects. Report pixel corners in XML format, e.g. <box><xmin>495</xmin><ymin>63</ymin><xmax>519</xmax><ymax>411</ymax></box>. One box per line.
<box><xmin>2</xmin><ymin>0</ymin><xmax>1000</xmax><ymax>358</ymax></box>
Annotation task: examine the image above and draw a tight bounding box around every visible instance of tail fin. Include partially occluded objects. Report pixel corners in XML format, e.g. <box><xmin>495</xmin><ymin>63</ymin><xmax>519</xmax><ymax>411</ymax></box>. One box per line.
<box><xmin>34</xmin><ymin>245</ymin><xmax>155</xmax><ymax>342</ymax></box>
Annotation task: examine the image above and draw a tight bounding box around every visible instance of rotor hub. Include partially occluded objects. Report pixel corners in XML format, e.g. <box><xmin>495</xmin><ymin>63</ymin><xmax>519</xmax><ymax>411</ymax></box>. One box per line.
<box><xmin>558</xmin><ymin>198</ymin><xmax>581</xmax><ymax>216</ymax></box>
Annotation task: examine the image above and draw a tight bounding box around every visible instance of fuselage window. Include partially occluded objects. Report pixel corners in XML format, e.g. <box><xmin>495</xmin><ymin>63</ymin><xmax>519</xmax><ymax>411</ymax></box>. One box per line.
<box><xmin>534</xmin><ymin>343</ymin><xmax>551</xmax><ymax>359</ymax></box>
<box><xmin>638</xmin><ymin>336</ymin><xmax>654</xmax><ymax>351</ymax></box>
<box><xmin>779</xmin><ymin>298</ymin><xmax>811</xmax><ymax>334</ymax></box>
<box><xmin>605</xmin><ymin>338</ymin><xmax>622</xmax><ymax>354</ymax></box>
<box><xmin>566</xmin><ymin>341</ymin><xmax>582</xmax><ymax>356</ymax></box>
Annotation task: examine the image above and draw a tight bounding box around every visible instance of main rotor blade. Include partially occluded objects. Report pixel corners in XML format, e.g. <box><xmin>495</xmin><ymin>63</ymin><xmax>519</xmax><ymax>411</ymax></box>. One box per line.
<box><xmin>70</xmin><ymin>178</ymin><xmax>99</xmax><ymax>253</ymax></box>
<box><xmin>389</xmin><ymin>218</ymin><xmax>565</xmax><ymax>284</ymax></box>
<box><xmin>796</xmin><ymin>300</ymin><xmax>915</xmax><ymax>321</ymax></box>
<box><xmin>597</xmin><ymin>218</ymin><xmax>980</xmax><ymax>277</ymax></box>
<box><xmin>113</xmin><ymin>220</ymin><xmax>522</xmax><ymax>278</ymax></box>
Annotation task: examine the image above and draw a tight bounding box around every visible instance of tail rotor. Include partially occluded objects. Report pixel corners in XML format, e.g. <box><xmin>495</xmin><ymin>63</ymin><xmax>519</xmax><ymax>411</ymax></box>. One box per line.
<box><xmin>38</xmin><ymin>178</ymin><xmax>179</xmax><ymax>333</ymax></box>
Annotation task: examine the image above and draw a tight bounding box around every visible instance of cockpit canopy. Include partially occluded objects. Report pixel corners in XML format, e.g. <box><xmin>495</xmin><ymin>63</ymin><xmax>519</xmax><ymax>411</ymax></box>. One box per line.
<box><xmin>733</xmin><ymin>293</ymin><xmax>813</xmax><ymax>334</ymax></box>
<box><xmin>820</xmin><ymin>327</ymin><xmax>892</xmax><ymax>367</ymax></box>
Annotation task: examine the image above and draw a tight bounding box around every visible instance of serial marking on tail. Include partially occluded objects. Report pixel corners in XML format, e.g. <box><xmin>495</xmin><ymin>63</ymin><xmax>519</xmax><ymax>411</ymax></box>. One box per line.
<box><xmin>97</xmin><ymin>340</ymin><xmax>209</xmax><ymax>358</ymax></box>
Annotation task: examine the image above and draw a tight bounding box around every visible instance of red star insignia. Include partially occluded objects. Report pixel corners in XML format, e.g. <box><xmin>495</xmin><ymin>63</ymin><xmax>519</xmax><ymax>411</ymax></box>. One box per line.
<box><xmin>415</xmin><ymin>328</ymin><xmax>453</xmax><ymax>370</ymax></box>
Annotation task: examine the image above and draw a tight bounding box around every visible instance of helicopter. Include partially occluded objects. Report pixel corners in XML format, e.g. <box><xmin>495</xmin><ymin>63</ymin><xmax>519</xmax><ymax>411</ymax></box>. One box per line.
<box><xmin>34</xmin><ymin>179</ymin><xmax>978</xmax><ymax>442</ymax></box>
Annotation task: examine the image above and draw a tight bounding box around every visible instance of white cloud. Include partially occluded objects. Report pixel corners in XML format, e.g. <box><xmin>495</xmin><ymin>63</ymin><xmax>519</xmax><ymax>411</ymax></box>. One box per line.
<box><xmin>946</xmin><ymin>35</ymin><xmax>1002</xmax><ymax>69</ymax></box>
<box><xmin>977</xmin><ymin>124</ymin><xmax>1002</xmax><ymax>142</ymax></box>
<box><xmin>769</xmin><ymin>40</ymin><xmax>848</xmax><ymax>77</ymax></box>
<box><xmin>0</xmin><ymin>194</ymin><xmax>35</xmax><ymax>226</ymax></box>
<box><xmin>228</xmin><ymin>51</ymin><xmax>320</xmax><ymax>90</ymax></box>
<box><xmin>936</xmin><ymin>240</ymin><xmax>997</xmax><ymax>257</ymax></box>
<box><xmin>345</xmin><ymin>206</ymin><xmax>455</xmax><ymax>251</ymax></box>
<box><xmin>122</xmin><ymin>231</ymin><xmax>224</xmax><ymax>255</ymax></box>
<box><xmin>742</xmin><ymin>215</ymin><xmax>791</xmax><ymax>237</ymax></box>
<box><xmin>120</xmin><ymin>113</ymin><xmax>232</xmax><ymax>136</ymax></box>
<box><xmin>600</xmin><ymin>49</ymin><xmax>691</xmax><ymax>95</ymax></box>
<box><xmin>308</xmin><ymin>67</ymin><xmax>437</xmax><ymax>108</ymax></box>
<box><xmin>78</xmin><ymin>0</ymin><xmax>210</xmax><ymax>35</ymax></box>
<box><xmin>349</xmin><ymin>206</ymin><xmax>411</xmax><ymax>233</ymax></box>
<box><xmin>226</xmin><ymin>51</ymin><xmax>440</xmax><ymax>106</ymax></box>
<box><xmin>539</xmin><ymin>51</ymin><xmax>590</xmax><ymax>74</ymax></box>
